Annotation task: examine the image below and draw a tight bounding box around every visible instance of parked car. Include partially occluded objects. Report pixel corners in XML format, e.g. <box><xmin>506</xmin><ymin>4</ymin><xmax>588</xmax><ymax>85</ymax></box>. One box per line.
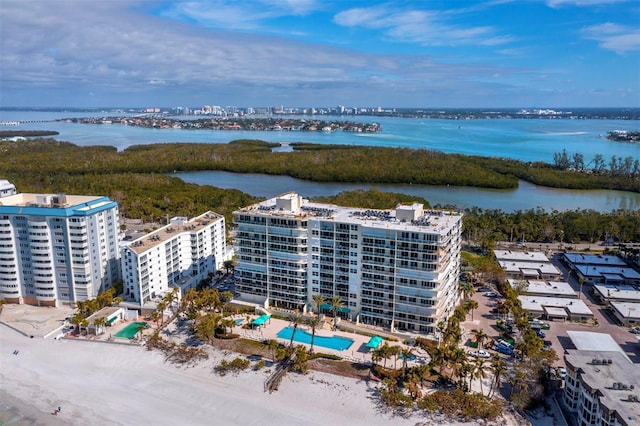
<box><xmin>497</xmin><ymin>339</ymin><xmax>513</xmax><ymax>348</ymax></box>
<box><xmin>536</xmin><ymin>330</ymin><xmax>546</xmax><ymax>338</ymax></box>
<box><xmin>499</xmin><ymin>334</ymin><xmax>515</xmax><ymax>346</ymax></box>
<box><xmin>496</xmin><ymin>343</ymin><xmax>514</xmax><ymax>355</ymax></box>
<box><xmin>530</xmin><ymin>319</ymin><xmax>551</xmax><ymax>330</ymax></box>
<box><xmin>496</xmin><ymin>320</ymin><xmax>513</xmax><ymax>333</ymax></box>
<box><xmin>630</xmin><ymin>327</ymin><xmax>640</xmax><ymax>334</ymax></box>
<box><xmin>470</xmin><ymin>350</ymin><xmax>491</xmax><ymax>358</ymax></box>
<box><xmin>485</xmin><ymin>291</ymin><xmax>498</xmax><ymax>298</ymax></box>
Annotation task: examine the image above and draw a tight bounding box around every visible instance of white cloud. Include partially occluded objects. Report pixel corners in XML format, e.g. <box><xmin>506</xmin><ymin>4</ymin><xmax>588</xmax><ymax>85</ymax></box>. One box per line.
<box><xmin>158</xmin><ymin>0</ymin><xmax>323</xmax><ymax>31</ymax></box>
<box><xmin>546</xmin><ymin>0</ymin><xmax>629</xmax><ymax>7</ymax></box>
<box><xmin>0</xmin><ymin>0</ymin><xmax>635</xmax><ymax>107</ymax></box>
<box><xmin>333</xmin><ymin>4</ymin><xmax>510</xmax><ymax>47</ymax></box>
<box><xmin>582</xmin><ymin>22</ymin><xmax>640</xmax><ymax>53</ymax></box>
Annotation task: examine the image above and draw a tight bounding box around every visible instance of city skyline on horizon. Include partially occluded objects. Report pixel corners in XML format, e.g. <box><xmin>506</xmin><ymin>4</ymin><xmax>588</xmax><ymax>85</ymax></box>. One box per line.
<box><xmin>1</xmin><ymin>0</ymin><xmax>639</xmax><ymax>109</ymax></box>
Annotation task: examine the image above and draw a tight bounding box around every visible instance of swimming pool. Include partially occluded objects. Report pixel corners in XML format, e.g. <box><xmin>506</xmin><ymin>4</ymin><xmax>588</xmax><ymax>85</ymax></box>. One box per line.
<box><xmin>114</xmin><ymin>322</ymin><xmax>147</xmax><ymax>339</ymax></box>
<box><xmin>400</xmin><ymin>352</ymin><xmax>416</xmax><ymax>361</ymax></box>
<box><xmin>277</xmin><ymin>327</ymin><xmax>354</xmax><ymax>351</ymax></box>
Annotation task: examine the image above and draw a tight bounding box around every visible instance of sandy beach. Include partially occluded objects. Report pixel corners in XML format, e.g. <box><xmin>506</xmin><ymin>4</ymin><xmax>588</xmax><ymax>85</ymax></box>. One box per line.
<box><xmin>1</xmin><ymin>325</ymin><xmax>435</xmax><ymax>426</ymax></box>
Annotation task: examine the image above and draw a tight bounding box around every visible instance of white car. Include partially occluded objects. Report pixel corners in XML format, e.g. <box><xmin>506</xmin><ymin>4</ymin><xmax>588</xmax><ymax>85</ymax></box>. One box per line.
<box><xmin>558</xmin><ymin>367</ymin><xmax>567</xmax><ymax>379</ymax></box>
<box><xmin>470</xmin><ymin>350</ymin><xmax>491</xmax><ymax>358</ymax></box>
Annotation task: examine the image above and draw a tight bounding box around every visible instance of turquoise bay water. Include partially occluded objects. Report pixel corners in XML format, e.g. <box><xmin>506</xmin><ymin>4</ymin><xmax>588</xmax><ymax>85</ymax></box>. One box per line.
<box><xmin>1</xmin><ymin>111</ymin><xmax>638</xmax><ymax>163</ymax></box>
<box><xmin>2</xmin><ymin>111</ymin><xmax>639</xmax><ymax>211</ymax></box>
<box><xmin>277</xmin><ymin>326</ymin><xmax>354</xmax><ymax>351</ymax></box>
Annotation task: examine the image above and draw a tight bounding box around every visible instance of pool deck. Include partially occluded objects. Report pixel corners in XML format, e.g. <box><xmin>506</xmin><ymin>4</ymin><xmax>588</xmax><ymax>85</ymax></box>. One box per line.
<box><xmin>233</xmin><ymin>316</ymin><xmax>430</xmax><ymax>367</ymax></box>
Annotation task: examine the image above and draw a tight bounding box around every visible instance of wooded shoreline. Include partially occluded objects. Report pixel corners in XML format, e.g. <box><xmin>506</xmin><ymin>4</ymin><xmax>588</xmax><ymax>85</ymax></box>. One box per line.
<box><xmin>1</xmin><ymin>137</ymin><xmax>638</xmax><ymax>242</ymax></box>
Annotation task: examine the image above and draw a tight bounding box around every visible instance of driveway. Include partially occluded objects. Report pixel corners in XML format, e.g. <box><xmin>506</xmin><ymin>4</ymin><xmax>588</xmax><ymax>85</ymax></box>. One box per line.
<box><xmin>461</xmin><ymin>259</ymin><xmax>640</xmax><ymax>367</ymax></box>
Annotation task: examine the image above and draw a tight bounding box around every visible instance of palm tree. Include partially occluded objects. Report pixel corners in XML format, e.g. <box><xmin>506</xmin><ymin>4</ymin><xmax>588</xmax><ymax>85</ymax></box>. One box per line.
<box><xmin>223</xmin><ymin>259</ymin><xmax>236</xmax><ymax>274</ymax></box>
<box><xmin>378</xmin><ymin>343</ymin><xmax>392</xmax><ymax>368</ymax></box>
<box><xmin>79</xmin><ymin>319</ymin><xmax>89</xmax><ymax>335</ymax></box>
<box><xmin>266</xmin><ymin>339</ymin><xmax>280</xmax><ymax>362</ymax></box>
<box><xmin>371</xmin><ymin>348</ymin><xmax>382</xmax><ymax>367</ymax></box>
<box><xmin>307</xmin><ymin>316</ymin><xmax>321</xmax><ymax>353</ymax></box>
<box><xmin>330</xmin><ymin>295</ymin><xmax>344</xmax><ymax>329</ymax></box>
<box><xmin>460</xmin><ymin>362</ymin><xmax>473</xmax><ymax>392</ymax></box>
<box><xmin>464</xmin><ymin>299</ymin><xmax>479</xmax><ymax>321</ymax></box>
<box><xmin>93</xmin><ymin>317</ymin><xmax>108</xmax><ymax>335</ymax></box>
<box><xmin>448</xmin><ymin>347</ymin><xmax>467</xmax><ymax>382</ymax></box>
<box><xmin>488</xmin><ymin>355</ymin><xmax>505</xmax><ymax>398</ymax></box>
<box><xmin>312</xmin><ymin>293</ymin><xmax>326</xmax><ymax>316</ymax></box>
<box><xmin>403</xmin><ymin>373</ymin><xmax>422</xmax><ymax>399</ymax></box>
<box><xmin>156</xmin><ymin>301</ymin><xmax>167</xmax><ymax>326</ymax></box>
<box><xmin>151</xmin><ymin>309</ymin><xmax>162</xmax><ymax>326</ymax></box>
<box><xmin>288</xmin><ymin>314</ymin><xmax>302</xmax><ymax>347</ymax></box>
<box><xmin>400</xmin><ymin>347</ymin><xmax>414</xmax><ymax>375</ymax></box>
<box><xmin>389</xmin><ymin>345</ymin><xmax>402</xmax><ymax>369</ymax></box>
<box><xmin>473</xmin><ymin>357</ymin><xmax>488</xmax><ymax>395</ymax></box>
<box><xmin>136</xmin><ymin>323</ymin><xmax>146</xmax><ymax>339</ymax></box>
<box><xmin>458</xmin><ymin>280</ymin><xmax>474</xmax><ymax>300</ymax></box>
<box><xmin>163</xmin><ymin>287</ymin><xmax>180</xmax><ymax>315</ymax></box>
<box><xmin>471</xmin><ymin>328</ymin><xmax>487</xmax><ymax>349</ymax></box>
<box><xmin>221</xmin><ymin>317</ymin><xmax>235</xmax><ymax>335</ymax></box>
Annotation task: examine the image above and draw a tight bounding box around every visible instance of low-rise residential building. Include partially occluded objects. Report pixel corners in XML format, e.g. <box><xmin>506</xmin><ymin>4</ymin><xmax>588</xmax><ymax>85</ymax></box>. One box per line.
<box><xmin>593</xmin><ymin>284</ymin><xmax>640</xmax><ymax>305</ymax></box>
<box><xmin>85</xmin><ymin>306</ymin><xmax>126</xmax><ymax>334</ymax></box>
<box><xmin>495</xmin><ymin>249</ymin><xmax>562</xmax><ymax>280</ymax></box>
<box><xmin>121</xmin><ymin>212</ymin><xmax>226</xmax><ymax>305</ymax></box>
<box><xmin>609</xmin><ymin>301</ymin><xmax>640</xmax><ymax>327</ymax></box>
<box><xmin>508</xmin><ymin>278</ymin><xmax>577</xmax><ymax>298</ymax></box>
<box><xmin>562</xmin><ymin>253</ymin><xmax>640</xmax><ymax>286</ymax></box>
<box><xmin>233</xmin><ymin>193</ymin><xmax>462</xmax><ymax>335</ymax></box>
<box><xmin>563</xmin><ymin>349</ymin><xmax>639</xmax><ymax>426</ymax></box>
<box><xmin>519</xmin><ymin>295</ymin><xmax>593</xmax><ymax>321</ymax></box>
<box><xmin>0</xmin><ymin>192</ymin><xmax>121</xmax><ymax>306</ymax></box>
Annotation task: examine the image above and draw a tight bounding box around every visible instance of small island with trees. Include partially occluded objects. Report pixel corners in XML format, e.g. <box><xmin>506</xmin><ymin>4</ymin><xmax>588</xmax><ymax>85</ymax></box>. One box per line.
<box><xmin>60</xmin><ymin>116</ymin><xmax>382</xmax><ymax>133</ymax></box>
<box><xmin>606</xmin><ymin>130</ymin><xmax>640</xmax><ymax>143</ymax></box>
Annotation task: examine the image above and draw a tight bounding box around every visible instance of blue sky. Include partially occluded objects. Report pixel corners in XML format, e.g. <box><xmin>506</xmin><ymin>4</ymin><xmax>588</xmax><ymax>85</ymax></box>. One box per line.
<box><xmin>1</xmin><ymin>0</ymin><xmax>638</xmax><ymax>108</ymax></box>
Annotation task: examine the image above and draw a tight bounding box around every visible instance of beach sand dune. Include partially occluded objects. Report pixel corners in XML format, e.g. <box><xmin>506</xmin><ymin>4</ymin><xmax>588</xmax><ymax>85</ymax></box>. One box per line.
<box><xmin>1</xmin><ymin>327</ymin><xmax>427</xmax><ymax>426</ymax></box>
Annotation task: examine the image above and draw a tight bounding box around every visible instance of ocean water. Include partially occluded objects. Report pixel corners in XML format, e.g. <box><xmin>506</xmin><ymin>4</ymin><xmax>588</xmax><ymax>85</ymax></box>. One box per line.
<box><xmin>1</xmin><ymin>110</ymin><xmax>639</xmax><ymax>163</ymax></box>
<box><xmin>2</xmin><ymin>110</ymin><xmax>639</xmax><ymax>211</ymax></box>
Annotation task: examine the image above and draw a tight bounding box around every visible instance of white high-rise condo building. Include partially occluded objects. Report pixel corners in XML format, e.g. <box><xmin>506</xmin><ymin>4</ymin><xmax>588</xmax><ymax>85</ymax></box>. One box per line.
<box><xmin>233</xmin><ymin>193</ymin><xmax>462</xmax><ymax>335</ymax></box>
<box><xmin>121</xmin><ymin>212</ymin><xmax>226</xmax><ymax>305</ymax></box>
<box><xmin>0</xmin><ymin>193</ymin><xmax>121</xmax><ymax>306</ymax></box>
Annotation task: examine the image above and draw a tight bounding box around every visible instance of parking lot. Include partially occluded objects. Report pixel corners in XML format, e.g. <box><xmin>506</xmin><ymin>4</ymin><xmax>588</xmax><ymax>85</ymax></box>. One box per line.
<box><xmin>461</xmin><ymin>254</ymin><xmax>640</xmax><ymax>367</ymax></box>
